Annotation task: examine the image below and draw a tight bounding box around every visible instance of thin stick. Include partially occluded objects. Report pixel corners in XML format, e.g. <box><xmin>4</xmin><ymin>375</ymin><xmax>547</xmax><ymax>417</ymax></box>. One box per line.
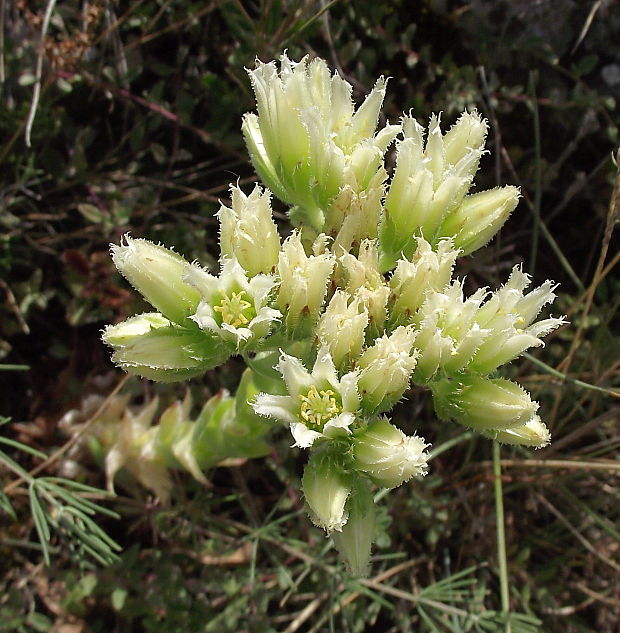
<box><xmin>493</xmin><ymin>441</ymin><xmax>511</xmax><ymax>633</ymax></box>
<box><xmin>491</xmin><ymin>458</ymin><xmax>620</xmax><ymax>473</ymax></box>
<box><xmin>528</xmin><ymin>71</ymin><xmax>542</xmax><ymax>274</ymax></box>
<box><xmin>25</xmin><ymin>0</ymin><xmax>58</xmax><ymax>147</ymax></box>
<box><xmin>3</xmin><ymin>375</ymin><xmax>129</xmax><ymax>495</ymax></box>
<box><xmin>0</xmin><ymin>0</ymin><xmax>5</xmax><ymax>84</ymax></box>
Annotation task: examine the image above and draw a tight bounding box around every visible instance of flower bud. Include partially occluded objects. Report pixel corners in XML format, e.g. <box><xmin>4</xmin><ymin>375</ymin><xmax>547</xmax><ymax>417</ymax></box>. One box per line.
<box><xmin>352</xmin><ymin>418</ymin><xmax>429</xmax><ymax>488</ymax></box>
<box><xmin>103</xmin><ymin>314</ymin><xmax>229</xmax><ymax>382</ymax></box>
<box><xmin>331</xmin><ymin>478</ymin><xmax>376</xmax><ymax>576</ymax></box>
<box><xmin>325</xmin><ymin>169</ymin><xmax>386</xmax><ymax>253</ymax></box>
<box><xmin>357</xmin><ymin>326</ymin><xmax>418</xmax><ymax>413</ymax></box>
<box><xmin>389</xmin><ymin>238</ymin><xmax>459</xmax><ymax>321</ymax></box>
<box><xmin>338</xmin><ymin>240</ymin><xmax>390</xmax><ymax>334</ymax></box>
<box><xmin>483</xmin><ymin>415</ymin><xmax>551</xmax><ymax>448</ymax></box>
<box><xmin>276</xmin><ymin>231</ymin><xmax>335</xmax><ymax>335</ymax></box>
<box><xmin>317</xmin><ymin>291</ymin><xmax>368</xmax><ymax>368</ymax></box>
<box><xmin>438</xmin><ymin>186</ymin><xmax>520</xmax><ymax>255</ymax></box>
<box><xmin>218</xmin><ymin>184</ymin><xmax>281</xmax><ymax>277</ymax></box>
<box><xmin>302</xmin><ymin>452</ymin><xmax>353</xmax><ymax>532</ymax></box>
<box><xmin>469</xmin><ymin>266</ymin><xmax>566</xmax><ymax>373</ymax></box>
<box><xmin>111</xmin><ymin>235</ymin><xmax>201</xmax><ymax>325</ymax></box>
<box><xmin>380</xmin><ymin>113</ymin><xmax>485</xmax><ymax>268</ymax></box>
<box><xmin>442</xmin><ymin>110</ymin><xmax>488</xmax><ymax>167</ymax></box>
<box><xmin>432</xmin><ymin>375</ymin><xmax>539</xmax><ymax>432</ymax></box>
<box><xmin>243</xmin><ymin>54</ymin><xmax>399</xmax><ymax>234</ymax></box>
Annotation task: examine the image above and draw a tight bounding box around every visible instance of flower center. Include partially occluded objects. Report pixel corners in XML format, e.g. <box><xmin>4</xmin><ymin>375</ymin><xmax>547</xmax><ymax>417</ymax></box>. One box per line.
<box><xmin>299</xmin><ymin>386</ymin><xmax>342</xmax><ymax>430</ymax></box>
<box><xmin>213</xmin><ymin>290</ymin><xmax>254</xmax><ymax>328</ymax></box>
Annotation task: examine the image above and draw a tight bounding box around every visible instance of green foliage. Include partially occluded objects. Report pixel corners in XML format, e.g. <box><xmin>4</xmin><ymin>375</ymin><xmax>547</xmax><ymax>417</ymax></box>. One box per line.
<box><xmin>0</xmin><ymin>426</ymin><xmax>120</xmax><ymax>567</ymax></box>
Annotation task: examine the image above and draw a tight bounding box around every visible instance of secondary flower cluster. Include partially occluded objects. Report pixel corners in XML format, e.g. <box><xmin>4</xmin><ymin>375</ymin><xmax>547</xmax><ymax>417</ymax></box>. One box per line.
<box><xmin>59</xmin><ymin>371</ymin><xmax>270</xmax><ymax>504</ymax></box>
<box><xmin>103</xmin><ymin>53</ymin><xmax>564</xmax><ymax>575</ymax></box>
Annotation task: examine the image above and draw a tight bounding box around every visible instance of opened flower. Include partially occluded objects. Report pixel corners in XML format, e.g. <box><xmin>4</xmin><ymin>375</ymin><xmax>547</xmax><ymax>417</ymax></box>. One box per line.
<box><xmin>185</xmin><ymin>257</ymin><xmax>281</xmax><ymax>350</ymax></box>
<box><xmin>252</xmin><ymin>345</ymin><xmax>362</xmax><ymax>447</ymax></box>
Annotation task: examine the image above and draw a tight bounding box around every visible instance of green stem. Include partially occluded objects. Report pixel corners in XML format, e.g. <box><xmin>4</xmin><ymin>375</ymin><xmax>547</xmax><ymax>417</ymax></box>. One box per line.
<box><xmin>493</xmin><ymin>441</ymin><xmax>511</xmax><ymax>633</ymax></box>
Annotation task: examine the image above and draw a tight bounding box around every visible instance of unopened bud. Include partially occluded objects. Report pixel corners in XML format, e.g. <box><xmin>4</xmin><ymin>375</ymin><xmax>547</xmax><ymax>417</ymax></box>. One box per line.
<box><xmin>103</xmin><ymin>314</ymin><xmax>229</xmax><ymax>382</ymax></box>
<box><xmin>318</xmin><ymin>291</ymin><xmax>368</xmax><ymax>368</ymax></box>
<box><xmin>302</xmin><ymin>452</ymin><xmax>352</xmax><ymax>532</ymax></box>
<box><xmin>357</xmin><ymin>326</ymin><xmax>418</xmax><ymax>413</ymax></box>
<box><xmin>111</xmin><ymin>235</ymin><xmax>201</xmax><ymax>325</ymax></box>
<box><xmin>483</xmin><ymin>415</ymin><xmax>551</xmax><ymax>448</ymax></box>
<box><xmin>277</xmin><ymin>231</ymin><xmax>335</xmax><ymax>335</ymax></box>
<box><xmin>218</xmin><ymin>184</ymin><xmax>280</xmax><ymax>277</ymax></box>
<box><xmin>432</xmin><ymin>375</ymin><xmax>538</xmax><ymax>432</ymax></box>
<box><xmin>389</xmin><ymin>238</ymin><xmax>459</xmax><ymax>320</ymax></box>
<box><xmin>352</xmin><ymin>418</ymin><xmax>429</xmax><ymax>488</ymax></box>
<box><xmin>438</xmin><ymin>186</ymin><xmax>520</xmax><ymax>255</ymax></box>
<box><xmin>442</xmin><ymin>110</ymin><xmax>488</xmax><ymax>167</ymax></box>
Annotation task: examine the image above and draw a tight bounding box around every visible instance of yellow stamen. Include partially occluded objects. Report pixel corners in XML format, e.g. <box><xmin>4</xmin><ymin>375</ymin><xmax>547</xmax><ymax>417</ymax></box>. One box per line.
<box><xmin>213</xmin><ymin>290</ymin><xmax>253</xmax><ymax>328</ymax></box>
<box><xmin>298</xmin><ymin>386</ymin><xmax>341</xmax><ymax>430</ymax></box>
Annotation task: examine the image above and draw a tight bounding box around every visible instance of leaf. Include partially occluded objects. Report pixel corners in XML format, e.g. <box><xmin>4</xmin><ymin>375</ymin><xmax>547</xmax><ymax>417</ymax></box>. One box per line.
<box><xmin>111</xmin><ymin>587</ymin><xmax>128</xmax><ymax>611</ymax></box>
<box><xmin>29</xmin><ymin>483</ymin><xmax>51</xmax><ymax>565</ymax></box>
<box><xmin>77</xmin><ymin>203</ymin><xmax>105</xmax><ymax>224</ymax></box>
<box><xmin>0</xmin><ymin>489</ymin><xmax>16</xmax><ymax>520</ymax></box>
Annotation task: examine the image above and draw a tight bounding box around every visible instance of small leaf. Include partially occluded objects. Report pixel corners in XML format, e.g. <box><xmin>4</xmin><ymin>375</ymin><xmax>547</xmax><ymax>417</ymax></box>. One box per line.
<box><xmin>111</xmin><ymin>587</ymin><xmax>128</xmax><ymax>611</ymax></box>
<box><xmin>77</xmin><ymin>203</ymin><xmax>104</xmax><ymax>224</ymax></box>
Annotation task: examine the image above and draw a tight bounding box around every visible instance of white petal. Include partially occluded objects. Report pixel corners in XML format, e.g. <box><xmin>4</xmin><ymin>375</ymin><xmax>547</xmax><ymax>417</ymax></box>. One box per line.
<box><xmin>290</xmin><ymin>422</ymin><xmax>322</xmax><ymax>448</ymax></box>
<box><xmin>184</xmin><ymin>265</ymin><xmax>219</xmax><ymax>298</ymax></box>
<box><xmin>221</xmin><ymin>323</ymin><xmax>253</xmax><ymax>343</ymax></box>
<box><xmin>339</xmin><ymin>371</ymin><xmax>361</xmax><ymax>413</ymax></box>
<box><xmin>220</xmin><ymin>258</ymin><xmax>251</xmax><ymax>293</ymax></box>
<box><xmin>323</xmin><ymin>412</ymin><xmax>355</xmax><ymax>438</ymax></box>
<box><xmin>278</xmin><ymin>352</ymin><xmax>313</xmax><ymax>396</ymax></box>
<box><xmin>251</xmin><ymin>306</ymin><xmax>282</xmax><ymax>327</ymax></box>
<box><xmin>253</xmin><ymin>393</ymin><xmax>297</xmax><ymax>424</ymax></box>
<box><xmin>248</xmin><ymin>273</ymin><xmax>279</xmax><ymax>307</ymax></box>
<box><xmin>312</xmin><ymin>344</ymin><xmax>339</xmax><ymax>388</ymax></box>
<box><xmin>190</xmin><ymin>302</ymin><xmax>219</xmax><ymax>333</ymax></box>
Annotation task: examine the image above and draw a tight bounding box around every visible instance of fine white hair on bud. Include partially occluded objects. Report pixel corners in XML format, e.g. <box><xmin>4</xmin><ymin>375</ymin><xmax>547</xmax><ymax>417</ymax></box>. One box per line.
<box><xmin>357</xmin><ymin>326</ymin><xmax>418</xmax><ymax>414</ymax></box>
<box><xmin>318</xmin><ymin>291</ymin><xmax>369</xmax><ymax>369</ymax></box>
<box><xmin>409</xmin><ymin>266</ymin><xmax>565</xmax><ymax>381</ymax></box>
<box><xmin>110</xmin><ymin>235</ymin><xmax>201</xmax><ymax>325</ymax></box>
<box><xmin>469</xmin><ymin>265</ymin><xmax>566</xmax><ymax>373</ymax></box>
<box><xmin>352</xmin><ymin>418</ymin><xmax>429</xmax><ymax>488</ymax></box>
<box><xmin>483</xmin><ymin>415</ymin><xmax>551</xmax><ymax>449</ymax></box>
<box><xmin>302</xmin><ymin>452</ymin><xmax>352</xmax><ymax>532</ymax></box>
<box><xmin>380</xmin><ymin>111</ymin><xmax>488</xmax><ymax>268</ymax></box>
<box><xmin>217</xmin><ymin>184</ymin><xmax>281</xmax><ymax>277</ymax></box>
<box><xmin>438</xmin><ymin>185</ymin><xmax>520</xmax><ymax>256</ymax></box>
<box><xmin>276</xmin><ymin>231</ymin><xmax>335</xmax><ymax>336</ymax></box>
<box><xmin>338</xmin><ymin>240</ymin><xmax>391</xmax><ymax>334</ymax></box>
<box><xmin>102</xmin><ymin>313</ymin><xmax>229</xmax><ymax>382</ymax></box>
<box><xmin>389</xmin><ymin>237</ymin><xmax>460</xmax><ymax>322</ymax></box>
<box><xmin>243</xmin><ymin>53</ymin><xmax>400</xmax><ymax>233</ymax></box>
<box><xmin>432</xmin><ymin>374</ymin><xmax>539</xmax><ymax>432</ymax></box>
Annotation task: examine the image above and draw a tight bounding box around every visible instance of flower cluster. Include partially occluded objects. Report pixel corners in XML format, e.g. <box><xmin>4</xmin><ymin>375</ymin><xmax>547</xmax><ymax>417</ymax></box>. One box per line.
<box><xmin>103</xmin><ymin>53</ymin><xmax>565</xmax><ymax>575</ymax></box>
<box><xmin>59</xmin><ymin>371</ymin><xmax>271</xmax><ymax>504</ymax></box>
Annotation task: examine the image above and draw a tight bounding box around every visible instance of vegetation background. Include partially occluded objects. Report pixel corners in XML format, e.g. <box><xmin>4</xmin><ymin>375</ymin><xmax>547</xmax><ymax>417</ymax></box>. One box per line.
<box><xmin>1</xmin><ymin>1</ymin><xmax>619</xmax><ymax>631</ymax></box>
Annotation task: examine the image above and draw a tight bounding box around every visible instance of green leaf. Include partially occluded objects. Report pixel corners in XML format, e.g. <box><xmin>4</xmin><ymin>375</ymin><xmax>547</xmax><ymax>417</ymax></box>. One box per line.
<box><xmin>0</xmin><ymin>489</ymin><xmax>16</xmax><ymax>520</ymax></box>
<box><xmin>28</xmin><ymin>484</ymin><xmax>51</xmax><ymax>565</ymax></box>
<box><xmin>111</xmin><ymin>587</ymin><xmax>128</xmax><ymax>611</ymax></box>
